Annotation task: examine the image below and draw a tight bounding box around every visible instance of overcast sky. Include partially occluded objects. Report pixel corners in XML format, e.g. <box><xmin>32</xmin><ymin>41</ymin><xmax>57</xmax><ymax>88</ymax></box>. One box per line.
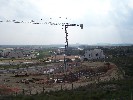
<box><xmin>0</xmin><ymin>0</ymin><xmax>133</xmax><ymax>45</ymax></box>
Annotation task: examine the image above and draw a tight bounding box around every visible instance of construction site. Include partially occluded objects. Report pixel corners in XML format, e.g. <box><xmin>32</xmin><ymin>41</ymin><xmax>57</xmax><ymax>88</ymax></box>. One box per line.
<box><xmin>0</xmin><ymin>60</ymin><xmax>123</xmax><ymax>95</ymax></box>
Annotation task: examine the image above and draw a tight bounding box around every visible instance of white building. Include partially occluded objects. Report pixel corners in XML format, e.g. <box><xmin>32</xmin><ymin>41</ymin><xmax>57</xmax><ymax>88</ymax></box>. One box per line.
<box><xmin>82</xmin><ymin>49</ymin><xmax>105</xmax><ymax>60</ymax></box>
<box><xmin>7</xmin><ymin>51</ymin><xmax>24</xmax><ymax>58</ymax></box>
<box><xmin>1</xmin><ymin>49</ymin><xmax>13</xmax><ymax>57</ymax></box>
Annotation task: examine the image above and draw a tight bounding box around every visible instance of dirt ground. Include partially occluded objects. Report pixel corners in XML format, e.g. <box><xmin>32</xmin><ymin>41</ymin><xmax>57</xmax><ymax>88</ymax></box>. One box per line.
<box><xmin>0</xmin><ymin>61</ymin><xmax>123</xmax><ymax>95</ymax></box>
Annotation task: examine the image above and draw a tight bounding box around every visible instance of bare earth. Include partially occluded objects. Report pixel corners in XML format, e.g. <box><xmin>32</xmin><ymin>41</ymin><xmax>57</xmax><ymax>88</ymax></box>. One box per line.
<box><xmin>0</xmin><ymin>61</ymin><xmax>123</xmax><ymax>95</ymax></box>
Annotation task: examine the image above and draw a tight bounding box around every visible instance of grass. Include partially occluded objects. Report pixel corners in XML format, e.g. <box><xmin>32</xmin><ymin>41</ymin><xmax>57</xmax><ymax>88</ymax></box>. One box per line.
<box><xmin>1</xmin><ymin>78</ymin><xmax>133</xmax><ymax>100</ymax></box>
